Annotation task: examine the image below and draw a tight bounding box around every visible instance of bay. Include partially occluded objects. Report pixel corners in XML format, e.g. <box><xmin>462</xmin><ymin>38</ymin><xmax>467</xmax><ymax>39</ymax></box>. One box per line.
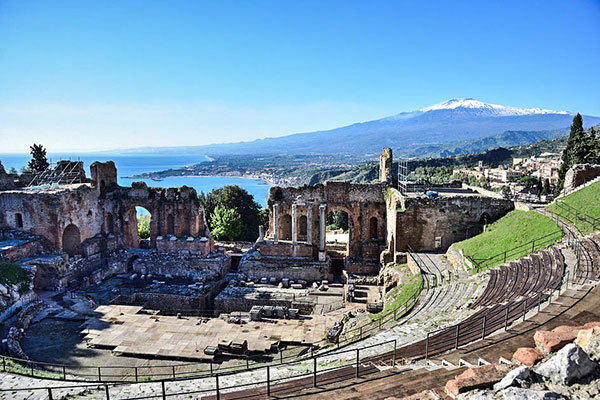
<box><xmin>0</xmin><ymin>153</ymin><xmax>270</xmax><ymax>206</ymax></box>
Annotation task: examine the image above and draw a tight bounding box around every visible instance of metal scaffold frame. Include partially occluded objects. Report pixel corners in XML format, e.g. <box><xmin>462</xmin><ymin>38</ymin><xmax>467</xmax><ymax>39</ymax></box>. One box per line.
<box><xmin>398</xmin><ymin>159</ymin><xmax>408</xmax><ymax>195</ymax></box>
<box><xmin>27</xmin><ymin>159</ymin><xmax>84</xmax><ymax>188</ymax></box>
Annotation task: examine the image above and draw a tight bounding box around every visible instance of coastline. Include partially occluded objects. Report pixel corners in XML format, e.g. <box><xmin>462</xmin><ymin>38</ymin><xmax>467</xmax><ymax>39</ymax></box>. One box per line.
<box><xmin>126</xmin><ymin>172</ymin><xmax>289</xmax><ymax>187</ymax></box>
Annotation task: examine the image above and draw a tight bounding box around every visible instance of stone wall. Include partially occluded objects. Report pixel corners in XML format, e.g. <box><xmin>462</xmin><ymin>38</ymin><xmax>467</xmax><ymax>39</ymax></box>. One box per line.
<box><xmin>238</xmin><ymin>248</ymin><xmax>331</xmax><ymax>282</ymax></box>
<box><xmin>156</xmin><ymin>235</ymin><xmax>213</xmax><ymax>253</ymax></box>
<box><xmin>265</xmin><ymin>180</ymin><xmax>387</xmax><ymax>271</ymax></box>
<box><xmin>392</xmin><ymin>191</ymin><xmax>514</xmax><ymax>252</ymax></box>
<box><xmin>131</xmin><ymin>251</ymin><xmax>231</xmax><ymax>279</ymax></box>
<box><xmin>562</xmin><ymin>164</ymin><xmax>600</xmax><ymax>195</ymax></box>
<box><xmin>0</xmin><ymin>161</ymin><xmax>213</xmax><ymax>257</ymax></box>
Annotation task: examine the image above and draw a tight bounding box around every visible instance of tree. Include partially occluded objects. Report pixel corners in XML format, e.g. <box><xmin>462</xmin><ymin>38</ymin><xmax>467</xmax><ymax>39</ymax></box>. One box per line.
<box><xmin>27</xmin><ymin>144</ymin><xmax>50</xmax><ymax>173</ymax></box>
<box><xmin>326</xmin><ymin>210</ymin><xmax>348</xmax><ymax>231</ymax></box>
<box><xmin>210</xmin><ymin>206</ymin><xmax>243</xmax><ymax>241</ymax></box>
<box><xmin>199</xmin><ymin>185</ymin><xmax>262</xmax><ymax>241</ymax></box>
<box><xmin>556</xmin><ymin>114</ymin><xmax>595</xmax><ymax>192</ymax></box>
<box><xmin>541</xmin><ymin>179</ymin><xmax>551</xmax><ymax>196</ymax></box>
<box><xmin>137</xmin><ymin>215</ymin><xmax>151</xmax><ymax>239</ymax></box>
<box><xmin>8</xmin><ymin>167</ymin><xmax>18</xmax><ymax>175</ymax></box>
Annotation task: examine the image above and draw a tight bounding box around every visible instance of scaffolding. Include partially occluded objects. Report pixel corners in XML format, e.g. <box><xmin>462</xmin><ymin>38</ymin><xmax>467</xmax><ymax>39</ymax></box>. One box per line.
<box><xmin>398</xmin><ymin>159</ymin><xmax>408</xmax><ymax>195</ymax></box>
<box><xmin>27</xmin><ymin>159</ymin><xmax>86</xmax><ymax>188</ymax></box>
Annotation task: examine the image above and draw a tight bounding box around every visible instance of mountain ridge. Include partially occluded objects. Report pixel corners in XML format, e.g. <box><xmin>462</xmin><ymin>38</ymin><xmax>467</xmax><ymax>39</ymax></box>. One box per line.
<box><xmin>116</xmin><ymin>99</ymin><xmax>600</xmax><ymax>157</ymax></box>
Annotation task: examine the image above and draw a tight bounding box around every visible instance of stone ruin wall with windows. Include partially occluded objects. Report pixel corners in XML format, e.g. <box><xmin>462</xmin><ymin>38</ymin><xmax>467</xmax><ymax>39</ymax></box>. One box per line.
<box><xmin>0</xmin><ymin>161</ymin><xmax>213</xmax><ymax>257</ymax></box>
<box><xmin>257</xmin><ymin>148</ymin><xmax>516</xmax><ymax>277</ymax></box>
<box><xmin>260</xmin><ymin>181</ymin><xmax>388</xmax><ymax>275</ymax></box>
<box><xmin>0</xmin><ymin>161</ymin><xmax>225</xmax><ymax>296</ymax></box>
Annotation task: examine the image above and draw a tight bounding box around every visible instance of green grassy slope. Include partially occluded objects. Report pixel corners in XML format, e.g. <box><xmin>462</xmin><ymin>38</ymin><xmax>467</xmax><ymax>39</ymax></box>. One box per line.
<box><xmin>547</xmin><ymin>180</ymin><xmax>600</xmax><ymax>235</ymax></box>
<box><xmin>371</xmin><ymin>264</ymin><xmax>422</xmax><ymax>321</ymax></box>
<box><xmin>455</xmin><ymin>210</ymin><xmax>562</xmax><ymax>270</ymax></box>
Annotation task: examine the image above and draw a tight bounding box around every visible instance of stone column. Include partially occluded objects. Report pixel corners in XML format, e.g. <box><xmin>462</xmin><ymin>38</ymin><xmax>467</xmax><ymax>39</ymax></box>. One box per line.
<box><xmin>291</xmin><ymin>203</ymin><xmax>297</xmax><ymax>245</ymax></box>
<box><xmin>258</xmin><ymin>225</ymin><xmax>264</xmax><ymax>241</ymax></box>
<box><xmin>306</xmin><ymin>202</ymin><xmax>312</xmax><ymax>245</ymax></box>
<box><xmin>273</xmin><ymin>203</ymin><xmax>279</xmax><ymax>243</ymax></box>
<box><xmin>319</xmin><ymin>204</ymin><xmax>326</xmax><ymax>257</ymax></box>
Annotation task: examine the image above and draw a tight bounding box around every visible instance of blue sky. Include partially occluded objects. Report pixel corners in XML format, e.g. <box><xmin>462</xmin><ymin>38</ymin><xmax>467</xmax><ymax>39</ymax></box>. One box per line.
<box><xmin>1</xmin><ymin>0</ymin><xmax>599</xmax><ymax>152</ymax></box>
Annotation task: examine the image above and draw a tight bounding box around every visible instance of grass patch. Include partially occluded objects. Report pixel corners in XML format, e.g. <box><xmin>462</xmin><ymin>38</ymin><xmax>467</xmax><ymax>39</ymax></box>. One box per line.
<box><xmin>371</xmin><ymin>264</ymin><xmax>422</xmax><ymax>321</ymax></box>
<box><xmin>0</xmin><ymin>260</ymin><xmax>30</xmax><ymax>288</ymax></box>
<box><xmin>455</xmin><ymin>210</ymin><xmax>562</xmax><ymax>271</ymax></box>
<box><xmin>547</xmin><ymin>180</ymin><xmax>600</xmax><ymax>235</ymax></box>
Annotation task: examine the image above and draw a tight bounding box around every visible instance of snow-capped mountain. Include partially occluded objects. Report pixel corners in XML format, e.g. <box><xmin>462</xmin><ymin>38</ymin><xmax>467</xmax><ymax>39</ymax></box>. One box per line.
<box><xmin>418</xmin><ymin>98</ymin><xmax>570</xmax><ymax>116</ymax></box>
<box><xmin>143</xmin><ymin>98</ymin><xmax>600</xmax><ymax>157</ymax></box>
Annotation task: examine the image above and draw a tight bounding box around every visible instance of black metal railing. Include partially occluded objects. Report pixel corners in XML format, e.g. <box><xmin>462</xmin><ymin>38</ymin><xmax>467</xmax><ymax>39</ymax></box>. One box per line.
<box><xmin>467</xmin><ymin>230</ymin><xmax>563</xmax><ymax>272</ymax></box>
<box><xmin>551</xmin><ymin>200</ymin><xmax>600</xmax><ymax>235</ymax></box>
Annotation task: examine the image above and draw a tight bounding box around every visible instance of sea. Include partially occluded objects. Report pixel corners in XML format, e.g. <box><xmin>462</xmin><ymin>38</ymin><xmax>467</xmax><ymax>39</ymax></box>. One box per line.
<box><xmin>0</xmin><ymin>153</ymin><xmax>271</xmax><ymax>208</ymax></box>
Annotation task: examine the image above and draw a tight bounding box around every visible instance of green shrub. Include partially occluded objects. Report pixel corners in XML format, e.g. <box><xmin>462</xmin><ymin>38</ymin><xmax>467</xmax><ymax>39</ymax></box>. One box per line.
<box><xmin>137</xmin><ymin>214</ymin><xmax>151</xmax><ymax>239</ymax></box>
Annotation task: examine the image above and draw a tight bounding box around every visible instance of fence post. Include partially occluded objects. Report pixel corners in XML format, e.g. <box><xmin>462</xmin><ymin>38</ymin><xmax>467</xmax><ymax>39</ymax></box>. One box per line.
<box><xmin>62</xmin><ymin>365</ymin><xmax>66</xmax><ymax>380</ymax></box>
<box><xmin>98</xmin><ymin>367</ymin><xmax>102</xmax><ymax>382</ymax></box>
<box><xmin>393</xmin><ymin>339</ymin><xmax>397</xmax><ymax>365</ymax></box>
<box><xmin>356</xmin><ymin>349</ymin><xmax>360</xmax><ymax>378</ymax></box>
<box><xmin>216</xmin><ymin>374</ymin><xmax>220</xmax><ymax>400</ymax></box>
<box><xmin>210</xmin><ymin>361</ymin><xmax>213</xmax><ymax>376</ymax></box>
<box><xmin>280</xmin><ymin>348</ymin><xmax>283</xmax><ymax>364</ymax></box>
<box><xmin>47</xmin><ymin>388</ymin><xmax>53</xmax><ymax>400</ymax></box>
<box><xmin>313</xmin><ymin>357</ymin><xmax>317</xmax><ymax>387</ymax></box>
<box><xmin>532</xmin><ymin>240</ymin><xmax>535</xmax><ymax>253</ymax></box>
<box><xmin>2</xmin><ymin>356</ymin><xmax>5</xmax><ymax>372</ymax></box>
<box><xmin>455</xmin><ymin>325</ymin><xmax>460</xmax><ymax>349</ymax></box>
<box><xmin>425</xmin><ymin>332</ymin><xmax>430</xmax><ymax>360</ymax></box>
<box><xmin>104</xmin><ymin>384</ymin><xmax>110</xmax><ymax>400</ymax></box>
<box><xmin>522</xmin><ymin>299</ymin><xmax>527</xmax><ymax>322</ymax></box>
<box><xmin>481</xmin><ymin>315</ymin><xmax>487</xmax><ymax>340</ymax></box>
<box><xmin>161</xmin><ymin>381</ymin><xmax>166</xmax><ymax>400</ymax></box>
<box><xmin>504</xmin><ymin>305</ymin><xmax>510</xmax><ymax>330</ymax></box>
<box><xmin>266</xmin><ymin>366</ymin><xmax>271</xmax><ymax>397</ymax></box>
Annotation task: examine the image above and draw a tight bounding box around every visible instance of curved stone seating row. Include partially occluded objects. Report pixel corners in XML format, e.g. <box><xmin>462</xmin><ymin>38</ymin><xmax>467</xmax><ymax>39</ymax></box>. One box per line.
<box><xmin>470</xmin><ymin>246</ymin><xmax>564</xmax><ymax>309</ymax></box>
<box><xmin>574</xmin><ymin>235</ymin><xmax>600</xmax><ymax>285</ymax></box>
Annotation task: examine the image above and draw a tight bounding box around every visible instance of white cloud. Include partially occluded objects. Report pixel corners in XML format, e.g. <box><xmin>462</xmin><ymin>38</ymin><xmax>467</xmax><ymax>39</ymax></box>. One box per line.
<box><xmin>0</xmin><ymin>100</ymin><xmax>387</xmax><ymax>153</ymax></box>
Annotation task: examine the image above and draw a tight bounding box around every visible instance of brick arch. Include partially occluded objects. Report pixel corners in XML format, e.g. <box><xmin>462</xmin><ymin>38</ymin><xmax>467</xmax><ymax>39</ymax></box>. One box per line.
<box><xmin>62</xmin><ymin>223</ymin><xmax>82</xmax><ymax>256</ymax></box>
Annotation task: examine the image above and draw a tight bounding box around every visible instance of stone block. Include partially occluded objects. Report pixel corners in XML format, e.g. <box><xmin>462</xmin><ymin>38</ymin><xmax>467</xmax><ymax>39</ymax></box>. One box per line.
<box><xmin>445</xmin><ymin>363</ymin><xmax>511</xmax><ymax>396</ymax></box>
<box><xmin>534</xmin><ymin>330</ymin><xmax>571</xmax><ymax>354</ymax></box>
<box><xmin>500</xmin><ymin>387</ymin><xmax>565</xmax><ymax>400</ymax></box>
<box><xmin>575</xmin><ymin>326</ymin><xmax>600</xmax><ymax>361</ymax></box>
<box><xmin>513</xmin><ymin>347</ymin><xmax>544</xmax><ymax>366</ymax></box>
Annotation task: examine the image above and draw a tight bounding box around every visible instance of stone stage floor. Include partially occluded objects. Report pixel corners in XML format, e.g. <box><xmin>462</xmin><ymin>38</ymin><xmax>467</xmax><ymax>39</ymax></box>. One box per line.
<box><xmin>83</xmin><ymin>305</ymin><xmax>343</xmax><ymax>361</ymax></box>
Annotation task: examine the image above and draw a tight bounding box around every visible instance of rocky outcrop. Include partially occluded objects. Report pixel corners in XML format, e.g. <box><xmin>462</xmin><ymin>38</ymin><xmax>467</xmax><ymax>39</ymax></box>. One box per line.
<box><xmin>535</xmin><ymin>344</ymin><xmax>597</xmax><ymax>385</ymax></box>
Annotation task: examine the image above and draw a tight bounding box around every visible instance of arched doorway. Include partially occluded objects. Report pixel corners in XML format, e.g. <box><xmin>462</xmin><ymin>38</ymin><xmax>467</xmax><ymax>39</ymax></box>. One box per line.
<box><xmin>280</xmin><ymin>214</ymin><xmax>292</xmax><ymax>240</ymax></box>
<box><xmin>326</xmin><ymin>209</ymin><xmax>350</xmax><ymax>281</ymax></box>
<box><xmin>62</xmin><ymin>224</ymin><xmax>81</xmax><ymax>256</ymax></box>
<box><xmin>136</xmin><ymin>207</ymin><xmax>152</xmax><ymax>249</ymax></box>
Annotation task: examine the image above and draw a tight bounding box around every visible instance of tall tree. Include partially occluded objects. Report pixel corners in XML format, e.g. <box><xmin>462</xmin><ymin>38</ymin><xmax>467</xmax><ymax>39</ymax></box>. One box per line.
<box><xmin>27</xmin><ymin>144</ymin><xmax>50</xmax><ymax>173</ymax></box>
<box><xmin>557</xmin><ymin>114</ymin><xmax>587</xmax><ymax>192</ymax></box>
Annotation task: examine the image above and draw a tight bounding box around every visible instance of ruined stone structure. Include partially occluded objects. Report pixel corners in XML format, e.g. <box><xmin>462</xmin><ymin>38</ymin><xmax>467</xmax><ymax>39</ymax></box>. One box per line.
<box><xmin>249</xmin><ymin>148</ymin><xmax>515</xmax><ymax>280</ymax></box>
<box><xmin>0</xmin><ymin>161</ymin><xmax>213</xmax><ymax>256</ymax></box>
